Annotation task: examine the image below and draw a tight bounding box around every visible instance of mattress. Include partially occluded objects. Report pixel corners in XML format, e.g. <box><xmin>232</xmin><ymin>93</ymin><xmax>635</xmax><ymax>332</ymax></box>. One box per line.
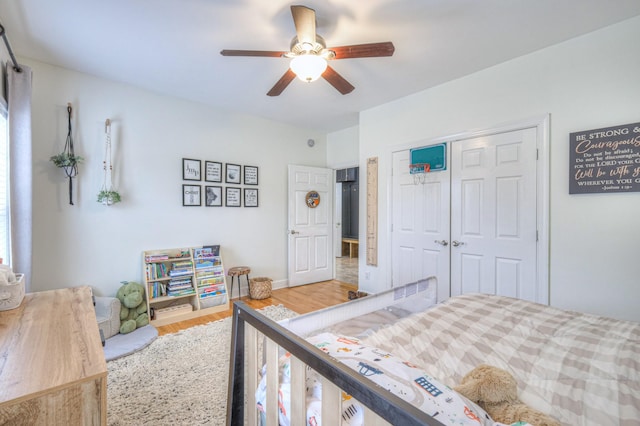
<box><xmin>360</xmin><ymin>293</ymin><xmax>640</xmax><ymax>425</ymax></box>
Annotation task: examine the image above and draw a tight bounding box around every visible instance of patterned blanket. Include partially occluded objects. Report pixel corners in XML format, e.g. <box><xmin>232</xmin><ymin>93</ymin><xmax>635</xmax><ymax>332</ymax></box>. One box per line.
<box><xmin>361</xmin><ymin>294</ymin><xmax>640</xmax><ymax>426</ymax></box>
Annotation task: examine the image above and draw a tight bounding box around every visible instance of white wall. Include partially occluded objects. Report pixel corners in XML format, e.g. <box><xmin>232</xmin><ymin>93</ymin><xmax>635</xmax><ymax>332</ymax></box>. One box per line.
<box><xmin>26</xmin><ymin>58</ymin><xmax>326</xmax><ymax>297</ymax></box>
<box><xmin>326</xmin><ymin>125</ymin><xmax>358</xmax><ymax>169</ymax></box>
<box><xmin>358</xmin><ymin>16</ymin><xmax>640</xmax><ymax>322</ymax></box>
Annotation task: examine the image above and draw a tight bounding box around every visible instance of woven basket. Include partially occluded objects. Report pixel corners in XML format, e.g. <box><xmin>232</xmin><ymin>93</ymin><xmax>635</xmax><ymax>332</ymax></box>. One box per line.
<box><xmin>249</xmin><ymin>277</ymin><xmax>272</xmax><ymax>300</ymax></box>
<box><xmin>0</xmin><ymin>273</ymin><xmax>25</xmax><ymax>311</ymax></box>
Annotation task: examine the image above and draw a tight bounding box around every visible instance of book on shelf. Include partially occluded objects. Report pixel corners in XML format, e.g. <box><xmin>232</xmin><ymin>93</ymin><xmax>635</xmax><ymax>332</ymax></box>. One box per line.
<box><xmin>197</xmin><ymin>268</ymin><xmax>223</xmax><ymax>277</ymax></box>
<box><xmin>196</xmin><ymin>266</ymin><xmax>222</xmax><ymax>275</ymax></box>
<box><xmin>146</xmin><ymin>263</ymin><xmax>169</xmax><ymax>280</ymax></box>
<box><xmin>168</xmin><ymin>277</ymin><xmax>193</xmax><ymax>289</ymax></box>
<box><xmin>148</xmin><ymin>282</ymin><xmax>167</xmax><ymax>299</ymax></box>
<box><xmin>200</xmin><ymin>284</ymin><xmax>225</xmax><ymax>293</ymax></box>
<box><xmin>194</xmin><ymin>260</ymin><xmax>214</xmax><ymax>269</ymax></box>
<box><xmin>169</xmin><ymin>269</ymin><xmax>192</xmax><ymax>278</ymax></box>
<box><xmin>193</xmin><ymin>247</ymin><xmax>214</xmax><ymax>260</ymax></box>
<box><xmin>204</xmin><ymin>245</ymin><xmax>220</xmax><ymax>256</ymax></box>
<box><xmin>199</xmin><ymin>289</ymin><xmax>226</xmax><ymax>298</ymax></box>
<box><xmin>167</xmin><ymin>288</ymin><xmax>196</xmax><ymax>297</ymax></box>
<box><xmin>168</xmin><ymin>285</ymin><xmax>192</xmax><ymax>293</ymax></box>
<box><xmin>196</xmin><ymin>273</ymin><xmax>215</xmax><ymax>281</ymax></box>
<box><xmin>145</xmin><ymin>254</ymin><xmax>169</xmax><ymax>262</ymax></box>
<box><xmin>198</xmin><ymin>277</ymin><xmax>224</xmax><ymax>286</ymax></box>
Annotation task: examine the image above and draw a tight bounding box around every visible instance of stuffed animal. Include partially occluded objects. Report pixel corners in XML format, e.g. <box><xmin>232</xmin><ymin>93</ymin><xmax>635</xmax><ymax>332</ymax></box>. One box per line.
<box><xmin>116</xmin><ymin>281</ymin><xmax>149</xmax><ymax>334</ymax></box>
<box><xmin>454</xmin><ymin>364</ymin><xmax>560</xmax><ymax>426</ymax></box>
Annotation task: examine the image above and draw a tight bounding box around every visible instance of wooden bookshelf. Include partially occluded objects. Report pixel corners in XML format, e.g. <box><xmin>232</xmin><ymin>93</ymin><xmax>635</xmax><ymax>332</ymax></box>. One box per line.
<box><xmin>143</xmin><ymin>245</ymin><xmax>229</xmax><ymax>326</ymax></box>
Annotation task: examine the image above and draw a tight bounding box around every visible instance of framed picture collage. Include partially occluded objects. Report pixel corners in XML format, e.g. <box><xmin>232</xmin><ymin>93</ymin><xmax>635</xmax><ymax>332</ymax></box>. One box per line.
<box><xmin>181</xmin><ymin>158</ymin><xmax>259</xmax><ymax>207</ymax></box>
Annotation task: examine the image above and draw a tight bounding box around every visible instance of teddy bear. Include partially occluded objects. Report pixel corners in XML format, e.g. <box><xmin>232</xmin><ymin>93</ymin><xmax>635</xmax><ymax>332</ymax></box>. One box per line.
<box><xmin>454</xmin><ymin>364</ymin><xmax>560</xmax><ymax>426</ymax></box>
<box><xmin>116</xmin><ymin>281</ymin><xmax>149</xmax><ymax>334</ymax></box>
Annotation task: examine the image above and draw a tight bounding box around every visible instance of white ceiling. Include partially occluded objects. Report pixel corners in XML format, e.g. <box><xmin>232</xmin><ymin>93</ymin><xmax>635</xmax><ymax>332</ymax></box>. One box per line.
<box><xmin>2</xmin><ymin>1</ymin><xmax>640</xmax><ymax>133</ymax></box>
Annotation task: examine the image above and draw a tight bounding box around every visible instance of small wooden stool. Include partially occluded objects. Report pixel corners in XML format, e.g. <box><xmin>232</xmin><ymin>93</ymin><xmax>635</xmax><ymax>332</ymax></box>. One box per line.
<box><xmin>227</xmin><ymin>266</ymin><xmax>251</xmax><ymax>300</ymax></box>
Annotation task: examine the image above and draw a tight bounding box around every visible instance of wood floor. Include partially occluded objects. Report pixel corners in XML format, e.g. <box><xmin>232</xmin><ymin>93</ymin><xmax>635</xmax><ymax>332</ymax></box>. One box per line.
<box><xmin>155</xmin><ymin>280</ymin><xmax>357</xmax><ymax>336</ymax></box>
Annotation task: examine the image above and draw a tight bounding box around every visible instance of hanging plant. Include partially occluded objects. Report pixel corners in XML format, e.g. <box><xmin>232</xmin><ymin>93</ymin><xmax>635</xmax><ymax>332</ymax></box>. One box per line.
<box><xmin>97</xmin><ymin>189</ymin><xmax>121</xmax><ymax>205</ymax></box>
<box><xmin>50</xmin><ymin>103</ymin><xmax>81</xmax><ymax>205</ymax></box>
<box><xmin>50</xmin><ymin>152</ymin><xmax>83</xmax><ymax>168</ymax></box>
<box><xmin>98</xmin><ymin>118</ymin><xmax>122</xmax><ymax>206</ymax></box>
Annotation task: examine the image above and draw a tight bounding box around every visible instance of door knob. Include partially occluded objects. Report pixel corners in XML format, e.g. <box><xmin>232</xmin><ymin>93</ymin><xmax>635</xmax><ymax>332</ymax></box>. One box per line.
<box><xmin>434</xmin><ymin>240</ymin><xmax>448</xmax><ymax>246</ymax></box>
<box><xmin>452</xmin><ymin>240</ymin><xmax>465</xmax><ymax>247</ymax></box>
<box><xmin>290</xmin><ymin>230</ymin><xmax>299</xmax><ymax>235</ymax></box>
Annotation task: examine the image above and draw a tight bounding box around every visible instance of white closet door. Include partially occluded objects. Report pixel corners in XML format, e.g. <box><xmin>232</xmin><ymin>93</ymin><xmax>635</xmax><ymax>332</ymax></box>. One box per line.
<box><xmin>450</xmin><ymin>128</ymin><xmax>538</xmax><ymax>301</ymax></box>
<box><xmin>392</xmin><ymin>150</ymin><xmax>451</xmax><ymax>301</ymax></box>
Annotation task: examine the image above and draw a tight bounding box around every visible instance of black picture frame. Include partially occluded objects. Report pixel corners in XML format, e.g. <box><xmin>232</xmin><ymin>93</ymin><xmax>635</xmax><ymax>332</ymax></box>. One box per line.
<box><xmin>182</xmin><ymin>158</ymin><xmax>201</xmax><ymax>181</ymax></box>
<box><xmin>225</xmin><ymin>187</ymin><xmax>241</xmax><ymax>207</ymax></box>
<box><xmin>225</xmin><ymin>163</ymin><xmax>241</xmax><ymax>184</ymax></box>
<box><xmin>205</xmin><ymin>161</ymin><xmax>222</xmax><ymax>182</ymax></box>
<box><xmin>244</xmin><ymin>165</ymin><xmax>259</xmax><ymax>185</ymax></box>
<box><xmin>182</xmin><ymin>184</ymin><xmax>201</xmax><ymax>206</ymax></box>
<box><xmin>244</xmin><ymin>188</ymin><xmax>258</xmax><ymax>207</ymax></box>
<box><xmin>205</xmin><ymin>185</ymin><xmax>223</xmax><ymax>207</ymax></box>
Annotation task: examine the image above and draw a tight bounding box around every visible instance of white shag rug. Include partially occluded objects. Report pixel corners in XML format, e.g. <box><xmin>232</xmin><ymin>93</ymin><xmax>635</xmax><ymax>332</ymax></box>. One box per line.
<box><xmin>107</xmin><ymin>304</ymin><xmax>298</xmax><ymax>426</ymax></box>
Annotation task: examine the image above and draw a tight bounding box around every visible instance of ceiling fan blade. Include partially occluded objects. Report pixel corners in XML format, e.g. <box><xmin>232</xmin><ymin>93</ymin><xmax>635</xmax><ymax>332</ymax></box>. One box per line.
<box><xmin>322</xmin><ymin>66</ymin><xmax>355</xmax><ymax>95</ymax></box>
<box><xmin>220</xmin><ymin>49</ymin><xmax>286</xmax><ymax>58</ymax></box>
<box><xmin>328</xmin><ymin>42</ymin><xmax>395</xmax><ymax>59</ymax></box>
<box><xmin>267</xmin><ymin>69</ymin><xmax>296</xmax><ymax>96</ymax></box>
<box><xmin>291</xmin><ymin>5</ymin><xmax>316</xmax><ymax>46</ymax></box>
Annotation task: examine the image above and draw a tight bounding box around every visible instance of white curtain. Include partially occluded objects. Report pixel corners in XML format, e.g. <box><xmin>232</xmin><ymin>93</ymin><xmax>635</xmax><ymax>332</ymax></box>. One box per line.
<box><xmin>7</xmin><ymin>63</ymin><xmax>33</xmax><ymax>291</ymax></box>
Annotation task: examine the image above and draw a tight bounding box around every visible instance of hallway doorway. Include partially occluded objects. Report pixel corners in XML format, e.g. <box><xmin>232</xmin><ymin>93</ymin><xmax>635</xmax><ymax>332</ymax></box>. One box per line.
<box><xmin>335</xmin><ymin>166</ymin><xmax>359</xmax><ymax>286</ymax></box>
<box><xmin>336</xmin><ymin>256</ymin><xmax>358</xmax><ymax>285</ymax></box>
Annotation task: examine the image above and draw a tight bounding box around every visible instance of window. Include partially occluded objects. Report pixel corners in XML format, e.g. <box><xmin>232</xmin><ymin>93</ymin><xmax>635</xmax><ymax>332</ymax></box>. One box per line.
<box><xmin>0</xmin><ymin>99</ymin><xmax>8</xmax><ymax>265</ymax></box>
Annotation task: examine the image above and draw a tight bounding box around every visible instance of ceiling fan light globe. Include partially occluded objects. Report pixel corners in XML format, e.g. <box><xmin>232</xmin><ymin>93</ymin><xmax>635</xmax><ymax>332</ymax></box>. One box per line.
<box><xmin>290</xmin><ymin>55</ymin><xmax>327</xmax><ymax>83</ymax></box>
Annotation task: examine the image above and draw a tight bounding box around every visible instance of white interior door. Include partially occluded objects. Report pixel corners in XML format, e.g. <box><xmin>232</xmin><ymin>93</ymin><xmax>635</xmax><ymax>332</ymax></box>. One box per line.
<box><xmin>334</xmin><ymin>182</ymin><xmax>342</xmax><ymax>257</ymax></box>
<box><xmin>450</xmin><ymin>128</ymin><xmax>538</xmax><ymax>301</ymax></box>
<box><xmin>392</xmin><ymin>150</ymin><xmax>450</xmax><ymax>302</ymax></box>
<box><xmin>288</xmin><ymin>165</ymin><xmax>333</xmax><ymax>287</ymax></box>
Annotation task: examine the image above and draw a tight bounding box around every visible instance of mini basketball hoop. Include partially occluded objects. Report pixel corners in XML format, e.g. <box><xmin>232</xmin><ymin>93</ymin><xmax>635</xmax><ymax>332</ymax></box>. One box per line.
<box><xmin>409</xmin><ymin>163</ymin><xmax>431</xmax><ymax>174</ymax></box>
<box><xmin>409</xmin><ymin>163</ymin><xmax>431</xmax><ymax>185</ymax></box>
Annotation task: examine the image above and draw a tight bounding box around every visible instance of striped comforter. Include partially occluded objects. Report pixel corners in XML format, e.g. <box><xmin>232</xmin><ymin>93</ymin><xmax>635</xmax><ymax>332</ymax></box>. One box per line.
<box><xmin>361</xmin><ymin>294</ymin><xmax>640</xmax><ymax>426</ymax></box>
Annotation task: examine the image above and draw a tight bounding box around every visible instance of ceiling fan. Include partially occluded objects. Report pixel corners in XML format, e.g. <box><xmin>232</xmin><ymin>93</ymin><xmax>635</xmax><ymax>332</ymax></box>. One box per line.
<box><xmin>220</xmin><ymin>5</ymin><xmax>395</xmax><ymax>96</ymax></box>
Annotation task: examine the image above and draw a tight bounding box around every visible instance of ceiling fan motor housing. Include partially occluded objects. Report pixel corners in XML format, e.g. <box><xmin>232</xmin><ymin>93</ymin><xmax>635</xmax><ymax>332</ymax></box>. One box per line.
<box><xmin>288</xmin><ymin>35</ymin><xmax>335</xmax><ymax>60</ymax></box>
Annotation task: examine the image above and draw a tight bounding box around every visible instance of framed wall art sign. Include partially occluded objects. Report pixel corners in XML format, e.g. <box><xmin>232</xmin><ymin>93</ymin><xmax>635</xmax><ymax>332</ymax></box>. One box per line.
<box><xmin>182</xmin><ymin>158</ymin><xmax>201</xmax><ymax>181</ymax></box>
<box><xmin>226</xmin><ymin>163</ymin><xmax>241</xmax><ymax>184</ymax></box>
<box><xmin>205</xmin><ymin>161</ymin><xmax>222</xmax><ymax>182</ymax></box>
<box><xmin>244</xmin><ymin>165</ymin><xmax>258</xmax><ymax>185</ymax></box>
<box><xmin>182</xmin><ymin>184</ymin><xmax>201</xmax><ymax>206</ymax></box>
<box><xmin>244</xmin><ymin>188</ymin><xmax>258</xmax><ymax>207</ymax></box>
<box><xmin>569</xmin><ymin>121</ymin><xmax>640</xmax><ymax>194</ymax></box>
<box><xmin>226</xmin><ymin>187</ymin><xmax>241</xmax><ymax>207</ymax></box>
<box><xmin>205</xmin><ymin>185</ymin><xmax>222</xmax><ymax>207</ymax></box>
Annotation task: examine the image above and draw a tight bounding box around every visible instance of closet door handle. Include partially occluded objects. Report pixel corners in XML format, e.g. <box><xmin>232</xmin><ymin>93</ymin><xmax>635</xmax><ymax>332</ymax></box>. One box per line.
<box><xmin>452</xmin><ymin>240</ymin><xmax>465</xmax><ymax>247</ymax></box>
<box><xmin>434</xmin><ymin>240</ymin><xmax>448</xmax><ymax>246</ymax></box>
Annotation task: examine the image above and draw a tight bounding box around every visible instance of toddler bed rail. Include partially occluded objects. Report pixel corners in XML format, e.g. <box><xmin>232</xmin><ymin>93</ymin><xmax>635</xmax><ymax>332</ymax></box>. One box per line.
<box><xmin>226</xmin><ymin>279</ymin><xmax>443</xmax><ymax>426</ymax></box>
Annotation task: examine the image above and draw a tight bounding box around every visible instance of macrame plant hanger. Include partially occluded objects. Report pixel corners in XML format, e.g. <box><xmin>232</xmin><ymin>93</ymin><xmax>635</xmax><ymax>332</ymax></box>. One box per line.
<box><xmin>99</xmin><ymin>119</ymin><xmax>121</xmax><ymax>205</ymax></box>
<box><xmin>63</xmin><ymin>104</ymin><xmax>79</xmax><ymax>205</ymax></box>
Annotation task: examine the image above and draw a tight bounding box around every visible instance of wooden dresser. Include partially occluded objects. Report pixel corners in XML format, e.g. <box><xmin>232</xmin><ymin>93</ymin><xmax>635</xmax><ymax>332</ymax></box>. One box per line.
<box><xmin>0</xmin><ymin>286</ymin><xmax>107</xmax><ymax>425</ymax></box>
